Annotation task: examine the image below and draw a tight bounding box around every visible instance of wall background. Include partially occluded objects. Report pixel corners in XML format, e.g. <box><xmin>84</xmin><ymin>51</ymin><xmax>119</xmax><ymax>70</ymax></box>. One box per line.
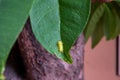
<box><xmin>84</xmin><ymin>37</ymin><xmax>120</xmax><ymax>80</ymax></box>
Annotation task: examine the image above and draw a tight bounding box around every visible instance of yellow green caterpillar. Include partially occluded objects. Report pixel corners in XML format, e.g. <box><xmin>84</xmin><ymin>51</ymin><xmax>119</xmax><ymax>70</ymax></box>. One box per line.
<box><xmin>57</xmin><ymin>40</ymin><xmax>63</xmax><ymax>53</ymax></box>
<box><xmin>0</xmin><ymin>74</ymin><xmax>5</xmax><ymax>80</ymax></box>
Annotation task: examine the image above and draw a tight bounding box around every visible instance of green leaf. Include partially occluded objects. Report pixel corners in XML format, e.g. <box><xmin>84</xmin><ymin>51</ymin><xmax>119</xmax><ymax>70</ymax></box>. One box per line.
<box><xmin>113</xmin><ymin>2</ymin><xmax>120</xmax><ymax>17</ymax></box>
<box><xmin>92</xmin><ymin>16</ymin><xmax>104</xmax><ymax>48</ymax></box>
<box><xmin>30</xmin><ymin>0</ymin><xmax>91</xmax><ymax>63</ymax></box>
<box><xmin>111</xmin><ymin>2</ymin><xmax>120</xmax><ymax>38</ymax></box>
<box><xmin>113</xmin><ymin>14</ymin><xmax>120</xmax><ymax>38</ymax></box>
<box><xmin>0</xmin><ymin>0</ymin><xmax>33</xmax><ymax>76</ymax></box>
<box><xmin>60</xmin><ymin>0</ymin><xmax>90</xmax><ymax>59</ymax></box>
<box><xmin>103</xmin><ymin>4</ymin><xmax>116</xmax><ymax>40</ymax></box>
<box><xmin>84</xmin><ymin>3</ymin><xmax>105</xmax><ymax>42</ymax></box>
<box><xmin>117</xmin><ymin>2</ymin><xmax>120</xmax><ymax>6</ymax></box>
<box><xmin>115</xmin><ymin>0</ymin><xmax>120</xmax><ymax>2</ymax></box>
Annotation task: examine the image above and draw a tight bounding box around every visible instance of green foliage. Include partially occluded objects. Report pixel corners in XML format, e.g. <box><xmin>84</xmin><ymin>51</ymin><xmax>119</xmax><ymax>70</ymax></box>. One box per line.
<box><xmin>84</xmin><ymin>3</ymin><xmax>106</xmax><ymax>42</ymax></box>
<box><xmin>84</xmin><ymin>1</ymin><xmax>120</xmax><ymax>48</ymax></box>
<box><xmin>92</xmin><ymin>16</ymin><xmax>104</xmax><ymax>48</ymax></box>
<box><xmin>0</xmin><ymin>0</ymin><xmax>120</xmax><ymax>78</ymax></box>
<box><xmin>0</xmin><ymin>0</ymin><xmax>34</xmax><ymax>78</ymax></box>
<box><xmin>103</xmin><ymin>3</ymin><xmax>116</xmax><ymax>40</ymax></box>
<box><xmin>30</xmin><ymin>0</ymin><xmax>91</xmax><ymax>63</ymax></box>
<box><xmin>111</xmin><ymin>2</ymin><xmax>120</xmax><ymax>38</ymax></box>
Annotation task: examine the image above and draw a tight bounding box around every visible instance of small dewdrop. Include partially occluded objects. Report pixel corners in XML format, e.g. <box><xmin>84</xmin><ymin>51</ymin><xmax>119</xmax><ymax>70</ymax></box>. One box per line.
<box><xmin>57</xmin><ymin>40</ymin><xmax>63</xmax><ymax>53</ymax></box>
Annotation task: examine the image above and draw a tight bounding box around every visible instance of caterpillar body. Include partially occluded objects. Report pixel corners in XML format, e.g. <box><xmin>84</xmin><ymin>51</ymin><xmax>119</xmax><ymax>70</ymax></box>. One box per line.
<box><xmin>57</xmin><ymin>41</ymin><xmax>63</xmax><ymax>53</ymax></box>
